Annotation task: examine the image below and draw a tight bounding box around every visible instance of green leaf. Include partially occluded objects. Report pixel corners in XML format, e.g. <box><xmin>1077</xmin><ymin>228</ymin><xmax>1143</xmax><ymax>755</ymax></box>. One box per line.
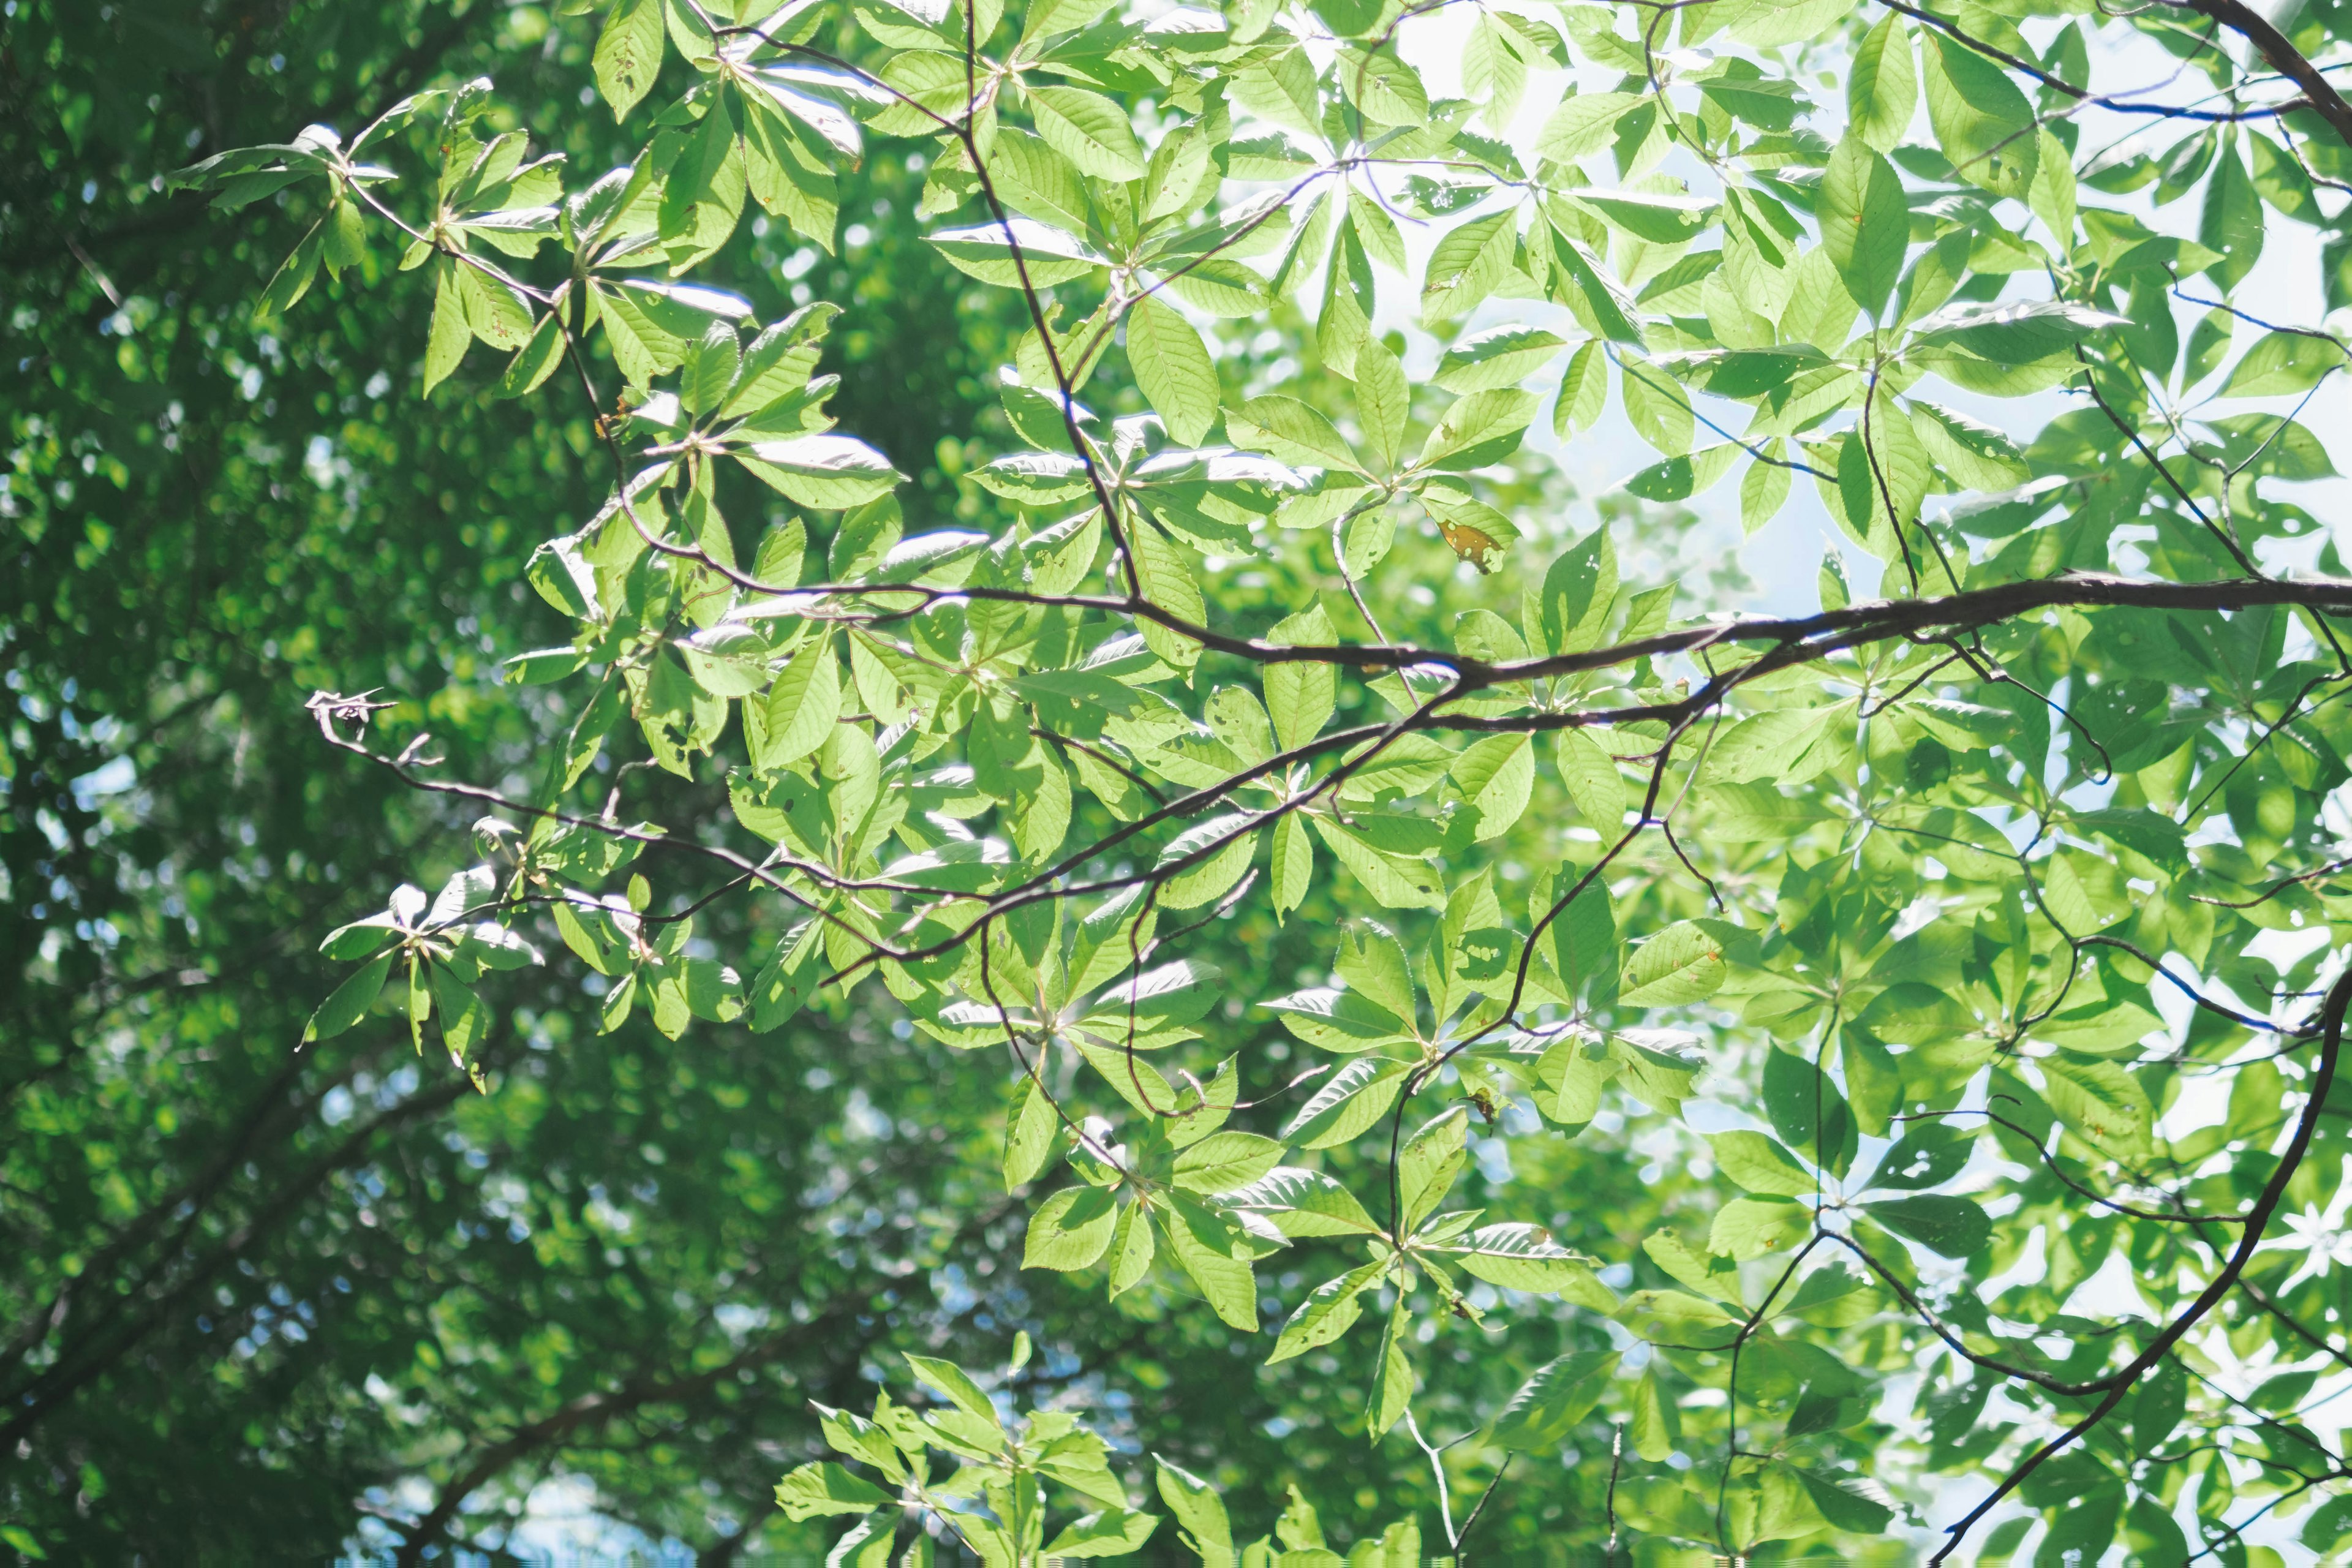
<box><xmin>1029</xmin><ymin>85</ymin><xmax>1146</xmax><ymax>182</ymax></box>
<box><xmin>2200</xmin><ymin>133</ymin><xmax>2264</xmax><ymax>287</ymax></box>
<box><xmin>1869</xmin><ymin>1123</ymin><xmax>1972</xmax><ymax>1191</ymax></box>
<box><xmin>928</xmin><ymin>217</ymin><xmax>1101</xmax><ymax>288</ymax></box>
<box><xmin>1790</xmin><ymin>1468</ymin><xmax>1895</xmax><ymax>1534</ymax></box>
<box><xmin>753</xmin><ymin>635</ymin><xmax>840</xmax><ymax>772</ymax></box>
<box><xmin>1546</xmin><ymin>225</ymin><xmax>1643</xmax><ymax>347</ymax></box>
<box><xmin>1450</xmin><ymin>733</ymin><xmax>1533</xmax><ymax>840</ymax></box>
<box><xmin>1165</xmin><ymin>1194</ymin><xmax>1264</xmax><ymax>1330</ymax></box>
<box><xmin>1041</xmin><ymin>1508</ymin><xmax>1158</xmax><ymax>1559</ymax></box>
<box><xmin>304</xmin><ymin>952</ymin><xmax>394</xmax><ymax>1042</ymax></box>
<box><xmin>1491</xmin><ymin>1350</ymin><xmax>1619</xmax><ymax>1450</ymax></box>
<box><xmin>1709</xmin><ymin>1196</ymin><xmax>1810</xmax><ymax>1261</ymax></box>
<box><xmin>1226</xmin><ymin>394</ymin><xmax>1358</xmax><ymax>471</ymax></box>
<box><xmin>1368</xmin><ymin>1302</ymin><xmax>1414</xmax><ymax>1438</ymax></box>
<box><xmin>1262</xmin><ymin>987</ymin><xmax>1410</xmax><ymax>1053</ymax></box>
<box><xmin>1523</xmin><ymin>525</ymin><xmax>1615</xmax><ymax>657</ymax></box>
<box><xmin>1454</xmin><ymin>1223</ymin><xmax>1608</xmax><ymax>1302</ymax></box>
<box><xmin>1280</xmin><ymin>1058</ymin><xmax>1410</xmax><ymax>1149</ymax></box>
<box><xmin>594</xmin><ymin>0</ymin><xmax>666</xmax><ymax>121</ymax></box>
<box><xmin>1155</xmin><ymin>1460</ymin><xmax>1234</xmax><ymax>1566</ymax></box>
<box><xmin>1575</xmin><ymin>190</ymin><xmax>1717</xmax><ymax>245</ymax></box>
<box><xmin>1620</xmin><ymin>443</ymin><xmax>1736</xmax><ymax>503</ymax></box>
<box><xmin>1619</xmin><ymin>922</ymin><xmax>1725</xmax><ymax>1007</ymax></box>
<box><xmin>1397</xmin><ymin>1106</ymin><xmax>1466</xmax><ymax>1229</ymax></box>
<box><xmin>1422</xmin><ymin>212</ymin><xmax>1518</xmax><ymax>323</ymax></box>
<box><xmin>1740</xmin><ymin>453</ymin><xmax>1791</xmax><ymax>532</ymax></box>
<box><xmin>1270</xmin><ymin>812</ymin><xmax>1312</xmax><ymax>919</ymax></box>
<box><xmin>494</xmin><ymin>312</ymin><xmax>565</xmax><ymax>399</ymax></box>
<box><xmin>1155</xmin><ymin>817</ymin><xmax>1257</xmax><ymax>910</ymax></box>
<box><xmin>2222</xmin><ymin>331</ymin><xmax>2342</xmax><ymax>398</ymax></box>
<box><xmin>1311</xmin><ymin>818</ymin><xmax>1445</xmax><ymax>910</ymax></box>
<box><xmin>1709</xmin><ymin>1130</ymin><xmax>1815</xmax><ymax>1197</ymax></box>
<box><xmin>1920</xmin><ymin>29</ymin><xmax>2037</xmax><ymax>199</ymax></box>
<box><xmin>1911</xmin><ymin>299</ymin><xmax>2129</xmax><ymax>362</ymax></box>
<box><xmin>1262</xmin><ymin>603</ymin><xmax>1337</xmax><ymax>753</ymax></box>
<box><xmin>458</xmin><ymin>265</ymin><xmax>533</xmax><ymax>351</ymax></box>
<box><xmin>1556</xmin><ymin>729</ymin><xmax>1625</xmax><ymax>831</ymax></box>
<box><xmin>1847</xmin><ymin>15</ymin><xmax>1916</xmax><ymax>154</ymax></box>
<box><xmin>1821</xmin><ymin>136</ymin><xmax>1907</xmax><ymax>319</ymax></box>
<box><xmin>1126</xmin><ymin>295</ymin><xmax>1219</xmax><ymax>447</ymax></box>
<box><xmin>736</xmin><ymin>434</ymin><xmax>904</xmax><ymax>510</ymax></box>
<box><xmin>1024</xmin><ymin>1185</ymin><xmax>1120</xmax><ymax>1270</ymax></box>
<box><xmin>1536</xmin><ymin>91</ymin><xmax>1642</xmax><ymax>164</ymax></box>
<box><xmin>423</xmin><ymin>263</ymin><xmax>470</xmax><ymax>396</ymax></box>
<box><xmin>905</xmin><ymin>1354</ymin><xmax>1000</xmax><ymax>1426</ymax></box>
<box><xmin>1354</xmin><ymin>336</ymin><xmax>1408</xmax><ymax>470</ymax></box>
<box><xmin>1436</xmin><ymin>325</ymin><xmax>1568</xmax><ymax>394</ymax></box>
<box><xmin>1618</xmin><ymin>361</ymin><xmax>1691</xmax><ymax>455</ymax></box>
<box><xmin>1172</xmin><ymin>1132</ymin><xmax>1285</xmax><ymax>1195</ymax></box>
<box><xmin>1267</xmin><ymin>1261</ymin><xmax>1384</xmax><ymax>1363</ymax></box>
<box><xmin>2036</xmin><ymin>1054</ymin><xmax>2154</xmax><ymax>1158</ymax></box>
<box><xmin>773</xmin><ymin>1461</ymin><xmax>891</xmax><ymax>1520</ymax></box>
<box><xmin>1005</xmin><ymin>1076</ymin><xmax>1058</xmax><ymax>1189</ymax></box>
<box><xmin>1555</xmin><ymin>339</ymin><xmax>1610</xmax><ymax>433</ymax></box>
<box><xmin>1863</xmin><ymin>1194</ymin><xmax>1989</xmax><ymax>1257</ymax></box>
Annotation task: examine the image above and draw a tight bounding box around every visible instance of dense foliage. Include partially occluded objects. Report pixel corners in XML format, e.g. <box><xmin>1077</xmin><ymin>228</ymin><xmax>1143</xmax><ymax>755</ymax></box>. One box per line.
<box><xmin>15</xmin><ymin>0</ymin><xmax>2352</xmax><ymax>1559</ymax></box>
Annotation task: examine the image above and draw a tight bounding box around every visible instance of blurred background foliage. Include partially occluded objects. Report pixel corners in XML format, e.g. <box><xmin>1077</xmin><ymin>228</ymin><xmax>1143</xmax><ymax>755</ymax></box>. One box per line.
<box><xmin>0</xmin><ymin>2</ymin><xmax>1672</xmax><ymax>1558</ymax></box>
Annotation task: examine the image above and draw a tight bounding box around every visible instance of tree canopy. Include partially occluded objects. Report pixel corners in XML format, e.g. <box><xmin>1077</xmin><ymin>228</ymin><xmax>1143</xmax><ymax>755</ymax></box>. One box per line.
<box><xmin>12</xmin><ymin>0</ymin><xmax>2352</xmax><ymax>1560</ymax></box>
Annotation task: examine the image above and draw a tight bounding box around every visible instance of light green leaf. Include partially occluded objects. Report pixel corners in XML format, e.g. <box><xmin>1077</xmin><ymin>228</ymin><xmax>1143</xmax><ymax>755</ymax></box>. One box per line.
<box><xmin>774</xmin><ymin>1462</ymin><xmax>891</xmax><ymax>1520</ymax></box>
<box><xmin>2036</xmin><ymin>1054</ymin><xmax>2154</xmax><ymax>1158</ymax></box>
<box><xmin>1846</xmin><ymin>15</ymin><xmax>1916</xmax><ymax>154</ymax></box>
<box><xmin>1126</xmin><ymin>295</ymin><xmax>1219</xmax><ymax>447</ymax></box>
<box><xmin>1280</xmin><ymin>1058</ymin><xmax>1411</xmax><ymax>1148</ymax></box>
<box><xmin>1270</xmin><ymin>812</ymin><xmax>1312</xmax><ymax>919</ymax></box>
<box><xmin>423</xmin><ymin>263</ymin><xmax>470</xmax><ymax>395</ymax></box>
<box><xmin>1864</xmin><ymin>1193</ymin><xmax>1989</xmax><ymax>1257</ymax></box>
<box><xmin>754</xmin><ymin>635</ymin><xmax>840</xmax><ymax>772</ymax></box>
<box><xmin>1263</xmin><ymin>603</ymin><xmax>1337</xmax><ymax>752</ymax></box>
<box><xmin>1451</xmin><ymin>733</ymin><xmax>1534</xmax><ymax>840</ymax></box>
<box><xmin>1422</xmin><ymin>211</ymin><xmax>1518</xmax><ymax>323</ymax></box>
<box><xmin>1172</xmin><ymin>1131</ymin><xmax>1286</xmax><ymax>1195</ymax></box>
<box><xmin>1261</xmin><ymin>986</ymin><xmax>1409</xmax><ymax>1054</ymax></box>
<box><xmin>1156</xmin><ymin>1460</ymin><xmax>1235</xmax><ymax>1567</ymax></box>
<box><xmin>1537</xmin><ymin>91</ymin><xmax>1642</xmax><ymax>163</ymax></box>
<box><xmin>2223</xmin><ymin>331</ymin><xmax>2342</xmax><ymax>398</ymax></box>
<box><xmin>1027</xmin><ymin>85</ymin><xmax>1146</xmax><ymax>182</ymax></box>
<box><xmin>1023</xmin><ymin>1185</ymin><xmax>1119</xmax><ymax>1270</ymax></box>
<box><xmin>1398</xmin><ymin>1106</ymin><xmax>1466</xmax><ymax>1229</ymax></box>
<box><xmin>1921</xmin><ymin>31</ymin><xmax>2037</xmax><ymax>197</ymax></box>
<box><xmin>1708</xmin><ymin>1130</ymin><xmax>1816</xmax><ymax>1197</ymax></box>
<box><xmin>1491</xmin><ymin>1350</ymin><xmax>1619</xmax><ymax>1450</ymax></box>
<box><xmin>737</xmin><ymin>434</ymin><xmax>904</xmax><ymax>509</ymax></box>
<box><xmin>1454</xmin><ymin>1223</ymin><xmax>1608</xmax><ymax>1301</ymax></box>
<box><xmin>1226</xmin><ymin>1164</ymin><xmax>1381</xmax><ymax>1237</ymax></box>
<box><xmin>1524</xmin><ymin>525</ymin><xmax>1616</xmax><ymax>657</ymax></box>
<box><xmin>1166</xmin><ymin>1194</ymin><xmax>1263</xmax><ymax>1330</ymax></box>
<box><xmin>304</xmin><ymin>952</ymin><xmax>394</xmax><ymax>1042</ymax></box>
<box><xmin>1226</xmin><ymin>394</ymin><xmax>1359</xmax><ymax>471</ymax></box>
<box><xmin>1005</xmin><ymin>1076</ymin><xmax>1058</xmax><ymax>1190</ymax></box>
<box><xmin>1555</xmin><ymin>339</ymin><xmax>1609</xmax><ymax>433</ymax></box>
<box><xmin>1619</xmin><ymin>922</ymin><xmax>1726</xmax><ymax>1007</ymax></box>
<box><xmin>1267</xmin><ymin>1261</ymin><xmax>1385</xmax><ymax>1363</ymax></box>
<box><xmin>1709</xmin><ymin>1196</ymin><xmax>1810</xmax><ymax>1261</ymax></box>
<box><xmin>594</xmin><ymin>0</ymin><xmax>666</xmax><ymax>121</ymax></box>
<box><xmin>1042</xmin><ymin>1508</ymin><xmax>1159</xmax><ymax>1559</ymax></box>
<box><xmin>1436</xmin><ymin>325</ymin><xmax>1569</xmax><ymax>394</ymax></box>
<box><xmin>1821</xmin><ymin>136</ymin><xmax>1907</xmax><ymax>319</ymax></box>
<box><xmin>1354</xmin><ymin>336</ymin><xmax>1408</xmax><ymax>470</ymax></box>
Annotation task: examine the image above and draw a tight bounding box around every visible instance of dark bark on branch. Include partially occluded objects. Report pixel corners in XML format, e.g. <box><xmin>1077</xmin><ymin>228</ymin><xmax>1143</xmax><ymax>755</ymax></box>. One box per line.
<box><xmin>2171</xmin><ymin>0</ymin><xmax>2352</xmax><ymax>149</ymax></box>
